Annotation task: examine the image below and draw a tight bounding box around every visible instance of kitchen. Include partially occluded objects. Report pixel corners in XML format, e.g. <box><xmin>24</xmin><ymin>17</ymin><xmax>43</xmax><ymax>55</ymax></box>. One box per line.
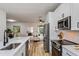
<box><xmin>49</xmin><ymin>3</ymin><xmax>79</xmax><ymax>56</ymax></box>
<box><xmin>0</xmin><ymin>3</ymin><xmax>79</xmax><ymax>56</ymax></box>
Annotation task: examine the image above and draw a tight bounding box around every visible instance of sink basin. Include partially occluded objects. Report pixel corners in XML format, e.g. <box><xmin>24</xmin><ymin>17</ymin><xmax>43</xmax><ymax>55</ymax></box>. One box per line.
<box><xmin>0</xmin><ymin>43</ymin><xmax>21</xmax><ymax>50</ymax></box>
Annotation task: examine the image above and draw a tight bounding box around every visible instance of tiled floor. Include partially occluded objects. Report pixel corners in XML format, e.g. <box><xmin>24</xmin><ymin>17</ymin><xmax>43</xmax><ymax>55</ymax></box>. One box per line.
<box><xmin>28</xmin><ymin>40</ymin><xmax>50</xmax><ymax>56</ymax></box>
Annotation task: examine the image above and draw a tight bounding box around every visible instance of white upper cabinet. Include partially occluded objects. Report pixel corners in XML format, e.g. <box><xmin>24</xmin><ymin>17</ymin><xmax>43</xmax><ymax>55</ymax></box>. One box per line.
<box><xmin>55</xmin><ymin>3</ymin><xmax>79</xmax><ymax>30</ymax></box>
<box><xmin>55</xmin><ymin>4</ymin><xmax>71</xmax><ymax>20</ymax></box>
<box><xmin>54</xmin><ymin>4</ymin><xmax>71</xmax><ymax>30</ymax></box>
<box><xmin>70</xmin><ymin>4</ymin><xmax>79</xmax><ymax>30</ymax></box>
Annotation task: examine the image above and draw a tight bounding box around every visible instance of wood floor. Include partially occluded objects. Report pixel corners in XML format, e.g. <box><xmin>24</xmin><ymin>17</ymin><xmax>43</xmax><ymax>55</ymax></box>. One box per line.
<box><xmin>28</xmin><ymin>40</ymin><xmax>50</xmax><ymax>56</ymax></box>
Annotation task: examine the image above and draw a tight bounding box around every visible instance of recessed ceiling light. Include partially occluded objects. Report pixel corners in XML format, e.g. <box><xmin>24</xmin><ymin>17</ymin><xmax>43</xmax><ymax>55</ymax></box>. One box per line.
<box><xmin>7</xmin><ymin>19</ymin><xmax>16</xmax><ymax>22</ymax></box>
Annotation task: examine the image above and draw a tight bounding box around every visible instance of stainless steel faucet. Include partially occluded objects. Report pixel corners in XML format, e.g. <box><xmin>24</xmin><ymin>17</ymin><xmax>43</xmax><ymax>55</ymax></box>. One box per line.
<box><xmin>3</xmin><ymin>30</ymin><xmax>8</xmax><ymax>46</ymax></box>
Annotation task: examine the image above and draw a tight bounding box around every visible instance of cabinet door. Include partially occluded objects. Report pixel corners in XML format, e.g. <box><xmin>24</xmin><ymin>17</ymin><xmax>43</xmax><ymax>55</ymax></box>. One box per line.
<box><xmin>54</xmin><ymin>7</ymin><xmax>61</xmax><ymax>29</ymax></box>
<box><xmin>61</xmin><ymin>4</ymin><xmax>71</xmax><ymax>18</ymax></box>
<box><xmin>55</xmin><ymin>4</ymin><xmax>71</xmax><ymax>21</ymax></box>
<box><xmin>55</xmin><ymin>5</ymin><xmax>61</xmax><ymax>21</ymax></box>
<box><xmin>71</xmin><ymin>4</ymin><xmax>79</xmax><ymax>30</ymax></box>
<box><xmin>14</xmin><ymin>44</ymin><xmax>26</xmax><ymax>56</ymax></box>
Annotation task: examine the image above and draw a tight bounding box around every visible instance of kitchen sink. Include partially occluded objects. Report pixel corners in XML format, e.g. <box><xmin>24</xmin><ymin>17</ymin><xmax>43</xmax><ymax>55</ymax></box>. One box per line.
<box><xmin>0</xmin><ymin>43</ymin><xmax>21</xmax><ymax>50</ymax></box>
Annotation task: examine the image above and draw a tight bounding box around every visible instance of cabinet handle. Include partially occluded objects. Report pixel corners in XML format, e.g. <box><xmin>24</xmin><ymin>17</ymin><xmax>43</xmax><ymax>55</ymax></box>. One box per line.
<box><xmin>62</xmin><ymin>13</ymin><xmax>64</xmax><ymax>18</ymax></box>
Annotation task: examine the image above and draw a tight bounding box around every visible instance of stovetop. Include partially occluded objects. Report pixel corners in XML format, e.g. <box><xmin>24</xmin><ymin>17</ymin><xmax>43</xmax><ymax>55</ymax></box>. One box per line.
<box><xmin>57</xmin><ymin>40</ymin><xmax>78</xmax><ymax>45</ymax></box>
<box><xmin>51</xmin><ymin>40</ymin><xmax>79</xmax><ymax>56</ymax></box>
<box><xmin>51</xmin><ymin>40</ymin><xmax>78</xmax><ymax>45</ymax></box>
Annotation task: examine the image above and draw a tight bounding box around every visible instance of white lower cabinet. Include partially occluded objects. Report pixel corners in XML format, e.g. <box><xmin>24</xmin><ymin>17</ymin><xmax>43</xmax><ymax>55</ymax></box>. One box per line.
<box><xmin>62</xmin><ymin>47</ymin><xmax>76</xmax><ymax>56</ymax></box>
<box><xmin>14</xmin><ymin>44</ymin><xmax>26</xmax><ymax>56</ymax></box>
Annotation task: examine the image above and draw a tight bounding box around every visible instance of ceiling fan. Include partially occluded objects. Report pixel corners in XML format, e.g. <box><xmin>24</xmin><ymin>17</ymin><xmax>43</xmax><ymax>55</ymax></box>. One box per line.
<box><xmin>39</xmin><ymin>16</ymin><xmax>45</xmax><ymax>23</ymax></box>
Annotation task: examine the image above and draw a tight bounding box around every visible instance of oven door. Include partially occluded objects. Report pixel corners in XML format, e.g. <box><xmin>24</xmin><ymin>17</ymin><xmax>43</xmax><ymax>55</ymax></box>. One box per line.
<box><xmin>63</xmin><ymin>16</ymin><xmax>71</xmax><ymax>30</ymax></box>
<box><xmin>52</xmin><ymin>41</ymin><xmax>62</xmax><ymax>56</ymax></box>
<box><xmin>58</xmin><ymin>20</ymin><xmax>64</xmax><ymax>30</ymax></box>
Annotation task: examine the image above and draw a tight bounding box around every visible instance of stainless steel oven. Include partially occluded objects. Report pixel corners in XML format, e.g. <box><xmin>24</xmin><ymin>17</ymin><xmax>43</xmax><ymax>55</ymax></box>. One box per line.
<box><xmin>51</xmin><ymin>40</ymin><xmax>78</xmax><ymax>56</ymax></box>
<box><xmin>58</xmin><ymin>16</ymin><xmax>71</xmax><ymax>30</ymax></box>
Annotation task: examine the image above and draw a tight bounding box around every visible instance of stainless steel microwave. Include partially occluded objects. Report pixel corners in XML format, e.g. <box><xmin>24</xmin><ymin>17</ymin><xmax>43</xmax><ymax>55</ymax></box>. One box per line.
<box><xmin>58</xmin><ymin>16</ymin><xmax>71</xmax><ymax>30</ymax></box>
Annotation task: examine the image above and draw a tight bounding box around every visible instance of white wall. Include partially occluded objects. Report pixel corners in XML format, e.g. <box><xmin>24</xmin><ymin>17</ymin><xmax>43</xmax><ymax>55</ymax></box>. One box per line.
<box><xmin>0</xmin><ymin>10</ymin><xmax>6</xmax><ymax>41</ymax></box>
<box><xmin>7</xmin><ymin>22</ymin><xmax>40</xmax><ymax>36</ymax></box>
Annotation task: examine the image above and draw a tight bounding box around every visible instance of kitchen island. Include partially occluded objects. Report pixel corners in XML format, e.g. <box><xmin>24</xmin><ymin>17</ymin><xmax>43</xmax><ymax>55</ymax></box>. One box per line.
<box><xmin>0</xmin><ymin>37</ymin><xmax>30</xmax><ymax>56</ymax></box>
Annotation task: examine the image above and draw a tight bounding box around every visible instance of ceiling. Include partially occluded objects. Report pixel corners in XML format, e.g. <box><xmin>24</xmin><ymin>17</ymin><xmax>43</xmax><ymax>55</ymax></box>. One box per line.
<box><xmin>0</xmin><ymin>3</ymin><xmax>60</xmax><ymax>23</ymax></box>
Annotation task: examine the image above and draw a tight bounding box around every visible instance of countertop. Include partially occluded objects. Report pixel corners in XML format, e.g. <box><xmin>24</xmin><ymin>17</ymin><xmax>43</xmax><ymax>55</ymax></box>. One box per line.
<box><xmin>62</xmin><ymin>45</ymin><xmax>79</xmax><ymax>56</ymax></box>
<box><xmin>0</xmin><ymin>37</ymin><xmax>30</xmax><ymax>56</ymax></box>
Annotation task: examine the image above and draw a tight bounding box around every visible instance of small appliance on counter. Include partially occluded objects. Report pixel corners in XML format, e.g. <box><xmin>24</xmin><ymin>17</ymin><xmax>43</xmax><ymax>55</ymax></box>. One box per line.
<box><xmin>58</xmin><ymin>32</ymin><xmax>64</xmax><ymax>40</ymax></box>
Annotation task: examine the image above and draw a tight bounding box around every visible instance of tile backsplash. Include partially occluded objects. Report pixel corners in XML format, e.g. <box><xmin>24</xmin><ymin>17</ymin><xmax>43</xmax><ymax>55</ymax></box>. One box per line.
<box><xmin>58</xmin><ymin>30</ymin><xmax>79</xmax><ymax>43</ymax></box>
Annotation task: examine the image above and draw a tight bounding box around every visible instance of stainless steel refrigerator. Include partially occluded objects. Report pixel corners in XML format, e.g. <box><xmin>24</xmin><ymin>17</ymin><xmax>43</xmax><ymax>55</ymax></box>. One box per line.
<box><xmin>43</xmin><ymin>23</ymin><xmax>49</xmax><ymax>52</ymax></box>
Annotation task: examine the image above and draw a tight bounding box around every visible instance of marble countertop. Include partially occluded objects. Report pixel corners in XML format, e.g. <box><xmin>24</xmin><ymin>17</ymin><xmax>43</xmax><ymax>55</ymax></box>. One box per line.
<box><xmin>62</xmin><ymin>45</ymin><xmax>79</xmax><ymax>56</ymax></box>
<box><xmin>0</xmin><ymin>37</ymin><xmax>30</xmax><ymax>56</ymax></box>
